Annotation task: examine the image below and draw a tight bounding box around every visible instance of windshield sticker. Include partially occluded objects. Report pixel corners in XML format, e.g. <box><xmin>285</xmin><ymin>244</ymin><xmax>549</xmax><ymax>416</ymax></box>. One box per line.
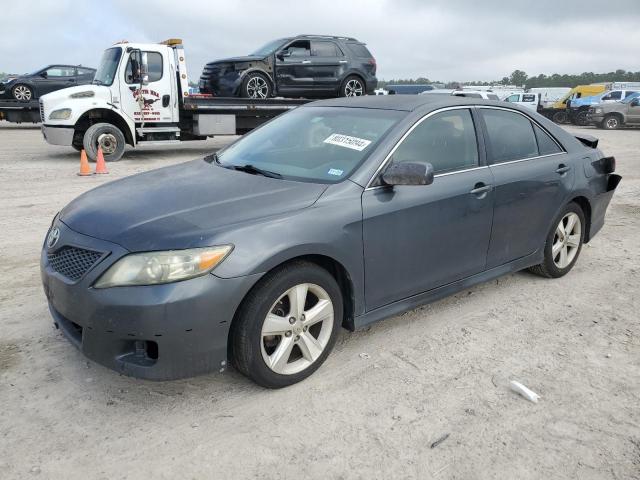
<box><xmin>328</xmin><ymin>168</ymin><xmax>344</xmax><ymax>176</ymax></box>
<box><xmin>324</xmin><ymin>133</ymin><xmax>372</xmax><ymax>151</ymax></box>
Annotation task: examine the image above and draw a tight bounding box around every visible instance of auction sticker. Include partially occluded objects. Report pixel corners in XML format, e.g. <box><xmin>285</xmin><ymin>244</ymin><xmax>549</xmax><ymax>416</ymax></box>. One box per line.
<box><xmin>324</xmin><ymin>133</ymin><xmax>372</xmax><ymax>151</ymax></box>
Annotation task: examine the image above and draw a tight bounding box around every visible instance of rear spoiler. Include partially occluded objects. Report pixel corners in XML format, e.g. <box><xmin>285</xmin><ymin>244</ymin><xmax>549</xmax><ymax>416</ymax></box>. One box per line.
<box><xmin>574</xmin><ymin>133</ymin><xmax>599</xmax><ymax>149</ymax></box>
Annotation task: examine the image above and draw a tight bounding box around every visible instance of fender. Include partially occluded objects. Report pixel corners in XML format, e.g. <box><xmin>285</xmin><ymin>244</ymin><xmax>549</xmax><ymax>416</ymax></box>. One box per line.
<box><xmin>237</xmin><ymin>67</ymin><xmax>275</xmax><ymax>90</ymax></box>
<box><xmin>74</xmin><ymin>106</ymin><xmax>136</xmax><ymax>146</ymax></box>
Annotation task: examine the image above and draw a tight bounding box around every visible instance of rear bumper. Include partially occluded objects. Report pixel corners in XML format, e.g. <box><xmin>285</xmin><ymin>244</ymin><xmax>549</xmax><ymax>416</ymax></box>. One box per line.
<box><xmin>41</xmin><ymin>220</ymin><xmax>262</xmax><ymax>380</ymax></box>
<box><xmin>41</xmin><ymin>124</ymin><xmax>74</xmax><ymax>146</ymax></box>
<box><xmin>588</xmin><ymin>174</ymin><xmax>622</xmax><ymax>241</ymax></box>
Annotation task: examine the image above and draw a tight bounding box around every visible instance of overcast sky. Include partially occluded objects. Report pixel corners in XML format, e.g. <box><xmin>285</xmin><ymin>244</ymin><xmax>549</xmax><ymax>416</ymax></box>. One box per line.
<box><xmin>2</xmin><ymin>0</ymin><xmax>639</xmax><ymax>81</ymax></box>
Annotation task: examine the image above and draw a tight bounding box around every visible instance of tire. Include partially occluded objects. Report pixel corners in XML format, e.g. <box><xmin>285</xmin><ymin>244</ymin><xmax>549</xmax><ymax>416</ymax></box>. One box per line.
<box><xmin>71</xmin><ymin>143</ymin><xmax>83</xmax><ymax>152</ymax></box>
<box><xmin>82</xmin><ymin>123</ymin><xmax>126</xmax><ymax>162</ymax></box>
<box><xmin>12</xmin><ymin>84</ymin><xmax>33</xmax><ymax>101</ymax></box>
<box><xmin>240</xmin><ymin>72</ymin><xmax>272</xmax><ymax>99</ymax></box>
<box><xmin>528</xmin><ymin>202</ymin><xmax>585</xmax><ymax>279</ymax></box>
<box><xmin>340</xmin><ymin>75</ymin><xmax>365</xmax><ymax>97</ymax></box>
<box><xmin>231</xmin><ymin>261</ymin><xmax>343</xmax><ymax>388</ymax></box>
<box><xmin>602</xmin><ymin>114</ymin><xmax>621</xmax><ymax>130</ymax></box>
<box><xmin>552</xmin><ymin>111</ymin><xmax>568</xmax><ymax>124</ymax></box>
<box><xmin>574</xmin><ymin>110</ymin><xmax>589</xmax><ymax>126</ymax></box>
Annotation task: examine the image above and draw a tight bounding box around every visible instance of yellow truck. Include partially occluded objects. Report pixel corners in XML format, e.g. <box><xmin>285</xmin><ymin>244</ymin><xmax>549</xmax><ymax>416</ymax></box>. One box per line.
<box><xmin>539</xmin><ymin>84</ymin><xmax>607</xmax><ymax>123</ymax></box>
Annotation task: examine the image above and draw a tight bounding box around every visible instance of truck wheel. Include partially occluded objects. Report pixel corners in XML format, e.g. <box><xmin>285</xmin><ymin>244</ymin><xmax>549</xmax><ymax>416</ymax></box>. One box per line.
<box><xmin>12</xmin><ymin>84</ymin><xmax>33</xmax><ymax>101</ymax></box>
<box><xmin>240</xmin><ymin>72</ymin><xmax>272</xmax><ymax>99</ymax></box>
<box><xmin>340</xmin><ymin>75</ymin><xmax>365</xmax><ymax>97</ymax></box>
<box><xmin>83</xmin><ymin>123</ymin><xmax>126</xmax><ymax>162</ymax></box>
<box><xmin>231</xmin><ymin>261</ymin><xmax>342</xmax><ymax>388</ymax></box>
<box><xmin>552</xmin><ymin>111</ymin><xmax>568</xmax><ymax>124</ymax></box>
<box><xmin>574</xmin><ymin>111</ymin><xmax>589</xmax><ymax>126</ymax></box>
<box><xmin>602</xmin><ymin>115</ymin><xmax>620</xmax><ymax>130</ymax></box>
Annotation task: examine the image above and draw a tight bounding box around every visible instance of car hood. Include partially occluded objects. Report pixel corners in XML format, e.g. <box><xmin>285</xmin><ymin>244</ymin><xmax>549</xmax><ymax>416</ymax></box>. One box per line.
<box><xmin>207</xmin><ymin>56</ymin><xmax>267</xmax><ymax>65</ymax></box>
<box><xmin>60</xmin><ymin>160</ymin><xmax>328</xmax><ymax>252</ymax></box>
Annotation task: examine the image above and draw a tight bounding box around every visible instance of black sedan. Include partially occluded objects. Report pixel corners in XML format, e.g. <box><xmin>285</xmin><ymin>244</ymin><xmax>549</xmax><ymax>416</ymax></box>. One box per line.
<box><xmin>41</xmin><ymin>96</ymin><xmax>620</xmax><ymax>388</ymax></box>
<box><xmin>1</xmin><ymin>65</ymin><xmax>95</xmax><ymax>101</ymax></box>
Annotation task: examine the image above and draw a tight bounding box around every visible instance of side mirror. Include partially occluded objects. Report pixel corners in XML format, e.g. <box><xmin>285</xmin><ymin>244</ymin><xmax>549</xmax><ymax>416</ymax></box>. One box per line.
<box><xmin>40</xmin><ymin>71</ymin><xmax>48</xmax><ymax>79</ymax></box>
<box><xmin>631</xmin><ymin>98</ymin><xmax>639</xmax><ymax>107</ymax></box>
<box><xmin>140</xmin><ymin>52</ymin><xmax>149</xmax><ymax>86</ymax></box>
<box><xmin>276</xmin><ymin>50</ymin><xmax>290</xmax><ymax>60</ymax></box>
<box><xmin>382</xmin><ymin>162</ymin><xmax>434</xmax><ymax>186</ymax></box>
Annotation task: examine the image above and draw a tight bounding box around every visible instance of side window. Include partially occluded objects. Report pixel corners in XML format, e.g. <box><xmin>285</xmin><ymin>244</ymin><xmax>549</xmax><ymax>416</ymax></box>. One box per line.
<box><xmin>481</xmin><ymin>109</ymin><xmax>538</xmax><ymax>163</ymax></box>
<box><xmin>283</xmin><ymin>40</ymin><xmax>311</xmax><ymax>57</ymax></box>
<box><xmin>125</xmin><ymin>52</ymin><xmax>163</xmax><ymax>84</ymax></box>
<box><xmin>390</xmin><ymin>109</ymin><xmax>479</xmax><ymax>174</ymax></box>
<box><xmin>533</xmin><ymin>124</ymin><xmax>563</xmax><ymax>155</ymax></box>
<box><xmin>602</xmin><ymin>91</ymin><xmax>622</xmax><ymax>101</ymax></box>
<box><xmin>46</xmin><ymin>66</ymin><xmax>75</xmax><ymax>77</ymax></box>
<box><xmin>312</xmin><ymin>41</ymin><xmax>341</xmax><ymax>57</ymax></box>
<box><xmin>488</xmin><ymin>94</ymin><xmax>500</xmax><ymax>100</ymax></box>
<box><xmin>506</xmin><ymin>94</ymin><xmax>519</xmax><ymax>102</ymax></box>
<box><xmin>77</xmin><ymin>68</ymin><xmax>94</xmax><ymax>76</ymax></box>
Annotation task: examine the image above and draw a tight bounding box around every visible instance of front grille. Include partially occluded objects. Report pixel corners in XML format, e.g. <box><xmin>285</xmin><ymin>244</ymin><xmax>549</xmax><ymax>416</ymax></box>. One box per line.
<box><xmin>39</xmin><ymin>100</ymin><xmax>45</xmax><ymax>122</ymax></box>
<box><xmin>47</xmin><ymin>246</ymin><xmax>103</xmax><ymax>281</ymax></box>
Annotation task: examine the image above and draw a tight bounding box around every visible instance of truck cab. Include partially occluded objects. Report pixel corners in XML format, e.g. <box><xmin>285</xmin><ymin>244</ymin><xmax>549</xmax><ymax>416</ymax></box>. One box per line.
<box><xmin>503</xmin><ymin>92</ymin><xmax>540</xmax><ymax>111</ymax></box>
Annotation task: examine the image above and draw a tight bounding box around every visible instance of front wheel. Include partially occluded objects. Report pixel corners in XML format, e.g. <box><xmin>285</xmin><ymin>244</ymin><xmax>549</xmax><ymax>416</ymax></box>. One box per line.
<box><xmin>552</xmin><ymin>111</ymin><xmax>568</xmax><ymax>124</ymax></box>
<box><xmin>12</xmin><ymin>84</ymin><xmax>33</xmax><ymax>101</ymax></box>
<box><xmin>240</xmin><ymin>72</ymin><xmax>272</xmax><ymax>99</ymax></box>
<box><xmin>602</xmin><ymin>115</ymin><xmax>621</xmax><ymax>130</ymax></box>
<box><xmin>232</xmin><ymin>261</ymin><xmax>342</xmax><ymax>388</ymax></box>
<box><xmin>82</xmin><ymin>123</ymin><xmax>126</xmax><ymax>162</ymax></box>
<box><xmin>529</xmin><ymin>202</ymin><xmax>585</xmax><ymax>278</ymax></box>
<box><xmin>574</xmin><ymin>110</ymin><xmax>589</xmax><ymax>126</ymax></box>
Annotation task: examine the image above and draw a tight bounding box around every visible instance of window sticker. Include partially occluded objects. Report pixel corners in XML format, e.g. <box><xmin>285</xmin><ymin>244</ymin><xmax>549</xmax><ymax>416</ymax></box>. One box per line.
<box><xmin>323</xmin><ymin>133</ymin><xmax>372</xmax><ymax>151</ymax></box>
<box><xmin>328</xmin><ymin>168</ymin><xmax>344</xmax><ymax>176</ymax></box>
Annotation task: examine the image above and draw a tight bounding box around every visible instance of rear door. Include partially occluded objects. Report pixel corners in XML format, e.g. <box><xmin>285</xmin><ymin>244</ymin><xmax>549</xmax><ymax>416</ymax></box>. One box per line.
<box><xmin>362</xmin><ymin>107</ymin><xmax>494</xmax><ymax>310</ymax></box>
<box><xmin>310</xmin><ymin>40</ymin><xmax>345</xmax><ymax>94</ymax></box>
<box><xmin>627</xmin><ymin>98</ymin><xmax>640</xmax><ymax>123</ymax></box>
<box><xmin>480</xmin><ymin>107</ymin><xmax>573</xmax><ymax>268</ymax></box>
<box><xmin>36</xmin><ymin>66</ymin><xmax>77</xmax><ymax>95</ymax></box>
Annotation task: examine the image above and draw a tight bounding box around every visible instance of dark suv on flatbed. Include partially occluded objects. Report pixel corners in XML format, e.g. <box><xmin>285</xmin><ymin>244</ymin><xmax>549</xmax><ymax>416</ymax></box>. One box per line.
<box><xmin>199</xmin><ymin>35</ymin><xmax>377</xmax><ymax>99</ymax></box>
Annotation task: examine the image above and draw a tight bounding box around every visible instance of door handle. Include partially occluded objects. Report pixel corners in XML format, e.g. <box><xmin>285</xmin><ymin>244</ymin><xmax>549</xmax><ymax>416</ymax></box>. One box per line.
<box><xmin>339</xmin><ymin>60</ymin><xmax>348</xmax><ymax>64</ymax></box>
<box><xmin>301</xmin><ymin>60</ymin><xmax>311</xmax><ymax>64</ymax></box>
<box><xmin>469</xmin><ymin>183</ymin><xmax>492</xmax><ymax>196</ymax></box>
<box><xmin>555</xmin><ymin>165</ymin><xmax>571</xmax><ymax>174</ymax></box>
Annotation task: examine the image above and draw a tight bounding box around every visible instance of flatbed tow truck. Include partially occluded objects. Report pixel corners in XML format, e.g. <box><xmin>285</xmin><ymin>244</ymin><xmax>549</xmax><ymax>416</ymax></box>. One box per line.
<box><xmin>32</xmin><ymin>39</ymin><xmax>310</xmax><ymax>161</ymax></box>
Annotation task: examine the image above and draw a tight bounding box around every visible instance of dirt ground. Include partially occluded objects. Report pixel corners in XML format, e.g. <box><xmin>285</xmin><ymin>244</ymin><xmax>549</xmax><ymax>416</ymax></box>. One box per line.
<box><xmin>0</xmin><ymin>122</ymin><xmax>638</xmax><ymax>480</ymax></box>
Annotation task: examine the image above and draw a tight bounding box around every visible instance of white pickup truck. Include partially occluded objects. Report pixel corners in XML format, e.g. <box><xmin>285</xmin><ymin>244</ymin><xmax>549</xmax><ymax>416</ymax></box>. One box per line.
<box><xmin>503</xmin><ymin>92</ymin><xmax>541</xmax><ymax>111</ymax></box>
<box><xmin>39</xmin><ymin>39</ymin><xmax>308</xmax><ymax>161</ymax></box>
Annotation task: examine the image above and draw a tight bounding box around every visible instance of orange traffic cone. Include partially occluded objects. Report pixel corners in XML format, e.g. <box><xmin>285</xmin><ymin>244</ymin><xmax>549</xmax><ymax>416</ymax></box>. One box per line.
<box><xmin>95</xmin><ymin>147</ymin><xmax>109</xmax><ymax>174</ymax></box>
<box><xmin>78</xmin><ymin>149</ymin><xmax>92</xmax><ymax>176</ymax></box>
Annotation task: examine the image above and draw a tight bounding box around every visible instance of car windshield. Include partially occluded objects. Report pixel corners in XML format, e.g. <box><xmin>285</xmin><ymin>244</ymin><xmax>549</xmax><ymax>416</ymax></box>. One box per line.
<box><xmin>216</xmin><ymin>106</ymin><xmax>404</xmax><ymax>183</ymax></box>
<box><xmin>250</xmin><ymin>38</ymin><xmax>288</xmax><ymax>56</ymax></box>
<box><xmin>93</xmin><ymin>47</ymin><xmax>122</xmax><ymax>86</ymax></box>
<box><xmin>621</xmin><ymin>92</ymin><xmax>640</xmax><ymax>104</ymax></box>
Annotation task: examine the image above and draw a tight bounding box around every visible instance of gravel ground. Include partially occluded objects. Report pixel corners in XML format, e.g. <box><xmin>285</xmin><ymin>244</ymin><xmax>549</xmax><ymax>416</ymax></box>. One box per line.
<box><xmin>0</xmin><ymin>122</ymin><xmax>638</xmax><ymax>480</ymax></box>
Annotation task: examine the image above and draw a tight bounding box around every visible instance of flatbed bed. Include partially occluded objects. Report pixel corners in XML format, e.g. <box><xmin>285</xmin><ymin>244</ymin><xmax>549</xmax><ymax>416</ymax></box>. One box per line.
<box><xmin>0</xmin><ymin>99</ymin><xmax>41</xmax><ymax>123</ymax></box>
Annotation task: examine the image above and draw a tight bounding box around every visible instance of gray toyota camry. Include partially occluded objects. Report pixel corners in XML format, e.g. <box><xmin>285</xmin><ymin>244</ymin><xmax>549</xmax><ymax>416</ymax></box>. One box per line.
<box><xmin>41</xmin><ymin>95</ymin><xmax>620</xmax><ymax>387</ymax></box>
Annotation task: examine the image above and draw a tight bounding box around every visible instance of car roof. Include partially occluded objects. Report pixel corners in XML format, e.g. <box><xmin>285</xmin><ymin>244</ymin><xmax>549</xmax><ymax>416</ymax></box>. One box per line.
<box><xmin>305</xmin><ymin>95</ymin><xmax>510</xmax><ymax>112</ymax></box>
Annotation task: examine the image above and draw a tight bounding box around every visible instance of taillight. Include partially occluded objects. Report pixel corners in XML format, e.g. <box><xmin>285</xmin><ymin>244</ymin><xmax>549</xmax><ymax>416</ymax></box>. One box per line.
<box><xmin>601</xmin><ymin>156</ymin><xmax>615</xmax><ymax>174</ymax></box>
<box><xmin>368</xmin><ymin>58</ymin><xmax>377</xmax><ymax>75</ymax></box>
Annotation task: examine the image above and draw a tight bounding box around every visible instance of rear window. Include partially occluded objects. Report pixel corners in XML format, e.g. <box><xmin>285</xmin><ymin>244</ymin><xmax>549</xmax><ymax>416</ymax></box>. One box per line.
<box><xmin>312</xmin><ymin>41</ymin><xmax>343</xmax><ymax>57</ymax></box>
<box><xmin>481</xmin><ymin>109</ymin><xmax>538</xmax><ymax>163</ymax></box>
<box><xmin>347</xmin><ymin>43</ymin><xmax>372</xmax><ymax>58</ymax></box>
<box><xmin>488</xmin><ymin>94</ymin><xmax>500</xmax><ymax>100</ymax></box>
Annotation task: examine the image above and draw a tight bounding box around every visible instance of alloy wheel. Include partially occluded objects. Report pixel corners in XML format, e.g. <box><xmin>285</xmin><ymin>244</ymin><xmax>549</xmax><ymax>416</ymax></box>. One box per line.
<box><xmin>13</xmin><ymin>85</ymin><xmax>32</xmax><ymax>101</ymax></box>
<box><xmin>605</xmin><ymin>117</ymin><xmax>619</xmax><ymax>129</ymax></box>
<box><xmin>552</xmin><ymin>212</ymin><xmax>581</xmax><ymax>269</ymax></box>
<box><xmin>260</xmin><ymin>283</ymin><xmax>334</xmax><ymax>375</ymax></box>
<box><xmin>247</xmin><ymin>76</ymin><xmax>269</xmax><ymax>99</ymax></box>
<box><xmin>345</xmin><ymin>79</ymin><xmax>364</xmax><ymax>97</ymax></box>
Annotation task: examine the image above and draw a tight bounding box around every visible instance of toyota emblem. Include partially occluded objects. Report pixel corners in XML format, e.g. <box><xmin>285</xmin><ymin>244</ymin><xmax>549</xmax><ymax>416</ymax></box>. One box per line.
<box><xmin>47</xmin><ymin>227</ymin><xmax>60</xmax><ymax>249</ymax></box>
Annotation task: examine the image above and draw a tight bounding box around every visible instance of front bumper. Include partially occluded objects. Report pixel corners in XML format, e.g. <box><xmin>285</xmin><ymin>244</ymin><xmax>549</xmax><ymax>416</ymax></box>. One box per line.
<box><xmin>41</xmin><ymin>220</ymin><xmax>261</xmax><ymax>380</ymax></box>
<box><xmin>41</xmin><ymin>124</ymin><xmax>74</xmax><ymax>146</ymax></box>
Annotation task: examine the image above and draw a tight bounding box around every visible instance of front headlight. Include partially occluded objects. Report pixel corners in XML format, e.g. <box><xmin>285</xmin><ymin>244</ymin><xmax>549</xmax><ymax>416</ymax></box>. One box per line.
<box><xmin>70</xmin><ymin>90</ymin><xmax>95</xmax><ymax>99</ymax></box>
<box><xmin>94</xmin><ymin>245</ymin><xmax>233</xmax><ymax>288</ymax></box>
<box><xmin>49</xmin><ymin>108</ymin><xmax>72</xmax><ymax>120</ymax></box>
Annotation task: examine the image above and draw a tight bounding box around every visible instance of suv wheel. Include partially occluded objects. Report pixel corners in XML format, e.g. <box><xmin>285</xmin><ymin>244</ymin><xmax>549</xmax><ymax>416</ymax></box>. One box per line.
<box><xmin>602</xmin><ymin>114</ymin><xmax>620</xmax><ymax>130</ymax></box>
<box><xmin>241</xmin><ymin>72</ymin><xmax>272</xmax><ymax>99</ymax></box>
<box><xmin>232</xmin><ymin>261</ymin><xmax>342</xmax><ymax>388</ymax></box>
<box><xmin>341</xmin><ymin>76</ymin><xmax>365</xmax><ymax>97</ymax></box>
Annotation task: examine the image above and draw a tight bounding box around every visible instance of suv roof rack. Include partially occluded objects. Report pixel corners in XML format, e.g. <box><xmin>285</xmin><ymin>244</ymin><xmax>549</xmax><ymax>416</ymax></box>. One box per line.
<box><xmin>297</xmin><ymin>34</ymin><xmax>358</xmax><ymax>41</ymax></box>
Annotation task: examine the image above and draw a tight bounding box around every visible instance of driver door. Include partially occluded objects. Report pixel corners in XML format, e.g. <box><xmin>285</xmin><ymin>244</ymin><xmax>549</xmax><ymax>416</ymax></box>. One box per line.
<box><xmin>275</xmin><ymin>40</ymin><xmax>315</xmax><ymax>96</ymax></box>
<box><xmin>119</xmin><ymin>49</ymin><xmax>176</xmax><ymax>124</ymax></box>
<box><xmin>35</xmin><ymin>66</ymin><xmax>77</xmax><ymax>95</ymax></box>
<box><xmin>362</xmin><ymin>108</ymin><xmax>494</xmax><ymax>310</ymax></box>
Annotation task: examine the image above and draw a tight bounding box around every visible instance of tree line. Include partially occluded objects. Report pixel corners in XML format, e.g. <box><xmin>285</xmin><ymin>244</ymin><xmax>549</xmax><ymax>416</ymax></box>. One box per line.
<box><xmin>379</xmin><ymin>69</ymin><xmax>640</xmax><ymax>90</ymax></box>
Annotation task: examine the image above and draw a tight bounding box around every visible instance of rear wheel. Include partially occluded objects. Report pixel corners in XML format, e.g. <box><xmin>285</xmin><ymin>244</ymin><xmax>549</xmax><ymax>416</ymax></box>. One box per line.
<box><xmin>602</xmin><ymin>114</ymin><xmax>620</xmax><ymax>130</ymax></box>
<box><xmin>82</xmin><ymin>123</ymin><xmax>126</xmax><ymax>162</ymax></box>
<box><xmin>232</xmin><ymin>261</ymin><xmax>342</xmax><ymax>388</ymax></box>
<box><xmin>529</xmin><ymin>202</ymin><xmax>585</xmax><ymax>278</ymax></box>
<box><xmin>12</xmin><ymin>84</ymin><xmax>33</xmax><ymax>101</ymax></box>
<box><xmin>240</xmin><ymin>72</ymin><xmax>272</xmax><ymax>99</ymax></box>
<box><xmin>552</xmin><ymin>111</ymin><xmax>568</xmax><ymax>124</ymax></box>
<box><xmin>340</xmin><ymin>75</ymin><xmax>365</xmax><ymax>97</ymax></box>
<box><xmin>574</xmin><ymin>110</ymin><xmax>589</xmax><ymax>126</ymax></box>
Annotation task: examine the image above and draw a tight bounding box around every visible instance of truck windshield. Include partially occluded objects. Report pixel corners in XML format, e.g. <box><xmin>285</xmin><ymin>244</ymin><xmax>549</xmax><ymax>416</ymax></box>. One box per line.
<box><xmin>621</xmin><ymin>92</ymin><xmax>640</xmax><ymax>103</ymax></box>
<box><xmin>93</xmin><ymin>47</ymin><xmax>122</xmax><ymax>86</ymax></box>
<box><xmin>216</xmin><ymin>106</ymin><xmax>404</xmax><ymax>184</ymax></box>
<box><xmin>251</xmin><ymin>38</ymin><xmax>288</xmax><ymax>56</ymax></box>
